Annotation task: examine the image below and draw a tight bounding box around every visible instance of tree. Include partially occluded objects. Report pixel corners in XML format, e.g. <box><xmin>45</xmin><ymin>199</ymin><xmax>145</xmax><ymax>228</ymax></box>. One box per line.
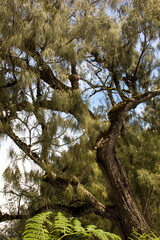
<box><xmin>0</xmin><ymin>0</ymin><xmax>160</xmax><ymax>239</ymax></box>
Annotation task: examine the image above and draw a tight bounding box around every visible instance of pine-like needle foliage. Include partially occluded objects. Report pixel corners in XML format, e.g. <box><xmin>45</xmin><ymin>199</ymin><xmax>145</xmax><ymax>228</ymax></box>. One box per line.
<box><xmin>0</xmin><ymin>0</ymin><xmax>160</xmax><ymax>238</ymax></box>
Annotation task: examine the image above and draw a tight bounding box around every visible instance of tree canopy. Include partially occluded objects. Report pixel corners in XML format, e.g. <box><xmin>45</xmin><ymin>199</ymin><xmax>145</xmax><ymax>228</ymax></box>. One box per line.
<box><xmin>0</xmin><ymin>0</ymin><xmax>160</xmax><ymax>239</ymax></box>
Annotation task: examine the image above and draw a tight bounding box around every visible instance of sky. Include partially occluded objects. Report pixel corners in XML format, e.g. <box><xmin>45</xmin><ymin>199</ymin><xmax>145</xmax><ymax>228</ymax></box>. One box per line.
<box><xmin>0</xmin><ymin>137</ymin><xmax>35</xmax><ymax>214</ymax></box>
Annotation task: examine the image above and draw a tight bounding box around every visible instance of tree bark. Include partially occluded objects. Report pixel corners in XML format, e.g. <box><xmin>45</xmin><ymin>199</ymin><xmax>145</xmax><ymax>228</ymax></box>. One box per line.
<box><xmin>97</xmin><ymin>147</ymin><xmax>151</xmax><ymax>239</ymax></box>
<box><xmin>95</xmin><ymin>101</ymin><xmax>152</xmax><ymax>239</ymax></box>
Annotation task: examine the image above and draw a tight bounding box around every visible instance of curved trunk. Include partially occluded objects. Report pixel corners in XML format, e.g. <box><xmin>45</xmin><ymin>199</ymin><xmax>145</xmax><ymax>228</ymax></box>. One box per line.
<box><xmin>97</xmin><ymin>147</ymin><xmax>151</xmax><ymax>239</ymax></box>
<box><xmin>96</xmin><ymin>103</ymin><xmax>151</xmax><ymax>239</ymax></box>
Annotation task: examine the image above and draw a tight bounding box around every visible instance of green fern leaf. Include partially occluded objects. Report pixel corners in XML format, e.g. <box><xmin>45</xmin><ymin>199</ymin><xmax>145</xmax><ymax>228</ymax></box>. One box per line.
<box><xmin>105</xmin><ymin>232</ymin><xmax>121</xmax><ymax>240</ymax></box>
<box><xmin>72</xmin><ymin>219</ymin><xmax>86</xmax><ymax>233</ymax></box>
<box><xmin>72</xmin><ymin>219</ymin><xmax>91</xmax><ymax>238</ymax></box>
<box><xmin>86</xmin><ymin>225</ymin><xmax>121</xmax><ymax>240</ymax></box>
<box><xmin>86</xmin><ymin>225</ymin><xmax>97</xmax><ymax>232</ymax></box>
<box><xmin>52</xmin><ymin>212</ymin><xmax>73</xmax><ymax>234</ymax></box>
<box><xmin>86</xmin><ymin>226</ymin><xmax>107</xmax><ymax>240</ymax></box>
<box><xmin>22</xmin><ymin>212</ymin><xmax>121</xmax><ymax>240</ymax></box>
<box><xmin>22</xmin><ymin>212</ymin><xmax>53</xmax><ymax>240</ymax></box>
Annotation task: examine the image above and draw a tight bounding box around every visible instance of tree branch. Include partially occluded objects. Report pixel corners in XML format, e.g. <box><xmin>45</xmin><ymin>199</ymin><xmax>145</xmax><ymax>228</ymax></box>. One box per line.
<box><xmin>0</xmin><ymin>202</ymin><xmax>117</xmax><ymax>223</ymax></box>
<box><xmin>2</xmin><ymin>127</ymin><xmax>116</xmax><ymax>221</ymax></box>
<box><xmin>111</xmin><ymin>71</ymin><xmax>128</xmax><ymax>101</ymax></box>
<box><xmin>4</xmin><ymin>127</ymin><xmax>56</xmax><ymax>179</ymax></box>
<box><xmin>0</xmin><ymin>80</ymin><xmax>17</xmax><ymax>89</ymax></box>
<box><xmin>42</xmin><ymin>174</ymin><xmax>118</xmax><ymax>221</ymax></box>
<box><xmin>127</xmin><ymin>90</ymin><xmax>160</xmax><ymax>111</ymax></box>
<box><xmin>37</xmin><ymin>54</ymin><xmax>71</xmax><ymax>92</ymax></box>
<box><xmin>96</xmin><ymin>89</ymin><xmax>160</xmax><ymax>150</ymax></box>
<box><xmin>0</xmin><ymin>213</ymin><xmax>25</xmax><ymax>222</ymax></box>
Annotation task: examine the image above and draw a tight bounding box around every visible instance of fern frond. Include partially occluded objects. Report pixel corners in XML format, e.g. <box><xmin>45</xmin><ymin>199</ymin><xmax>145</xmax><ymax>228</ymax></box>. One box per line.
<box><xmin>72</xmin><ymin>219</ymin><xmax>91</xmax><ymax>238</ymax></box>
<box><xmin>22</xmin><ymin>212</ymin><xmax>121</xmax><ymax>240</ymax></box>
<box><xmin>52</xmin><ymin>212</ymin><xmax>73</xmax><ymax>234</ymax></box>
<box><xmin>72</xmin><ymin>219</ymin><xmax>86</xmax><ymax>233</ymax></box>
<box><xmin>105</xmin><ymin>232</ymin><xmax>122</xmax><ymax>240</ymax></box>
<box><xmin>93</xmin><ymin>229</ymin><xmax>108</xmax><ymax>240</ymax></box>
<box><xmin>129</xmin><ymin>229</ymin><xmax>160</xmax><ymax>240</ymax></box>
<box><xmin>86</xmin><ymin>225</ymin><xmax>97</xmax><ymax>232</ymax></box>
<box><xmin>86</xmin><ymin>225</ymin><xmax>121</xmax><ymax>240</ymax></box>
<box><xmin>22</xmin><ymin>212</ymin><xmax>53</xmax><ymax>240</ymax></box>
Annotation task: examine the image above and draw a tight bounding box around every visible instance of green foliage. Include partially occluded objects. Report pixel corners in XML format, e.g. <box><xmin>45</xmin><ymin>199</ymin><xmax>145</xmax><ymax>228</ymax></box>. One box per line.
<box><xmin>22</xmin><ymin>212</ymin><xmax>52</xmax><ymax>240</ymax></box>
<box><xmin>0</xmin><ymin>0</ymin><xmax>160</xmax><ymax>238</ymax></box>
<box><xmin>129</xmin><ymin>229</ymin><xmax>160</xmax><ymax>240</ymax></box>
<box><xmin>22</xmin><ymin>212</ymin><xmax>121</xmax><ymax>240</ymax></box>
<box><xmin>116</xmin><ymin>120</ymin><xmax>160</xmax><ymax>232</ymax></box>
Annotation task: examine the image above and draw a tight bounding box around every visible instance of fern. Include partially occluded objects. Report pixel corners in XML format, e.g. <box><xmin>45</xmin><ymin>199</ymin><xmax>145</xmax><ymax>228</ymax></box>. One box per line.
<box><xmin>52</xmin><ymin>212</ymin><xmax>73</xmax><ymax>234</ymax></box>
<box><xmin>129</xmin><ymin>229</ymin><xmax>160</xmax><ymax>240</ymax></box>
<box><xmin>85</xmin><ymin>225</ymin><xmax>121</xmax><ymax>240</ymax></box>
<box><xmin>72</xmin><ymin>219</ymin><xmax>86</xmax><ymax>234</ymax></box>
<box><xmin>22</xmin><ymin>211</ymin><xmax>121</xmax><ymax>240</ymax></box>
<box><xmin>22</xmin><ymin>212</ymin><xmax>53</xmax><ymax>240</ymax></box>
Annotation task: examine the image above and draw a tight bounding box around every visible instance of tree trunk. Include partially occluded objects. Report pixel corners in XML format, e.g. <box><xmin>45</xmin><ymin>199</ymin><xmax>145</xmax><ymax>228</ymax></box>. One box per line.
<box><xmin>97</xmin><ymin>147</ymin><xmax>151</xmax><ymax>239</ymax></box>
<box><xmin>96</xmin><ymin>103</ymin><xmax>151</xmax><ymax>239</ymax></box>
